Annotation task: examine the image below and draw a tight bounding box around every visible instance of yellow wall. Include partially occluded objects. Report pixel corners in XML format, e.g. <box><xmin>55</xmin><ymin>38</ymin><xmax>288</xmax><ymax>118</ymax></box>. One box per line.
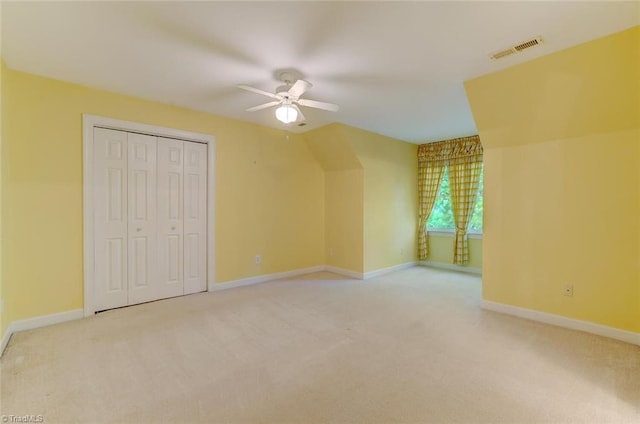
<box><xmin>340</xmin><ymin>125</ymin><xmax>418</xmax><ymax>272</ymax></box>
<box><xmin>305</xmin><ymin>123</ymin><xmax>418</xmax><ymax>273</ymax></box>
<box><xmin>305</xmin><ymin>124</ymin><xmax>364</xmax><ymax>272</ymax></box>
<box><xmin>325</xmin><ymin>170</ymin><xmax>364</xmax><ymax>271</ymax></box>
<box><xmin>304</xmin><ymin>124</ymin><xmax>361</xmax><ymax>171</ymax></box>
<box><xmin>1</xmin><ymin>68</ymin><xmax>325</xmax><ymax>331</ymax></box>
<box><xmin>465</xmin><ymin>26</ymin><xmax>640</xmax><ymax>332</ymax></box>
<box><xmin>427</xmin><ymin>235</ymin><xmax>482</xmax><ymax>270</ymax></box>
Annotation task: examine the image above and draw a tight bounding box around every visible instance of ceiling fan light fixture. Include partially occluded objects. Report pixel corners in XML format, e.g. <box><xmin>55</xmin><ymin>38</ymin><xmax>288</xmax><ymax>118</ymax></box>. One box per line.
<box><xmin>275</xmin><ymin>104</ymin><xmax>297</xmax><ymax>123</ymax></box>
<box><xmin>238</xmin><ymin>77</ymin><xmax>338</xmax><ymax>123</ymax></box>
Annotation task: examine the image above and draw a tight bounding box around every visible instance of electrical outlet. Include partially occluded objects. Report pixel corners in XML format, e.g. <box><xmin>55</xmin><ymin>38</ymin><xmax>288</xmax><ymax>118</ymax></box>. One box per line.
<box><xmin>563</xmin><ymin>284</ymin><xmax>573</xmax><ymax>297</ymax></box>
<box><xmin>400</xmin><ymin>248</ymin><xmax>404</xmax><ymax>256</ymax></box>
<box><xmin>255</xmin><ymin>254</ymin><xmax>261</xmax><ymax>264</ymax></box>
<box><xmin>328</xmin><ymin>248</ymin><xmax>333</xmax><ymax>257</ymax></box>
<box><xmin>0</xmin><ymin>298</ymin><xmax>4</xmax><ymax>314</ymax></box>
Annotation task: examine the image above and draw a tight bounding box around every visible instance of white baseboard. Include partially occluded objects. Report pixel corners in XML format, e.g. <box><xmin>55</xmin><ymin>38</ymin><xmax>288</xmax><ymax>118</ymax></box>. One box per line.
<box><xmin>481</xmin><ymin>300</ymin><xmax>640</xmax><ymax>346</ymax></box>
<box><xmin>324</xmin><ymin>266</ymin><xmax>364</xmax><ymax>280</ymax></box>
<box><xmin>419</xmin><ymin>261</ymin><xmax>482</xmax><ymax>275</ymax></box>
<box><xmin>8</xmin><ymin>308</ymin><xmax>84</xmax><ymax>333</ymax></box>
<box><xmin>211</xmin><ymin>262</ymin><xmax>421</xmax><ymax>290</ymax></box>
<box><xmin>1</xmin><ymin>309</ymin><xmax>84</xmax><ymax>357</ymax></box>
<box><xmin>211</xmin><ymin>265</ymin><xmax>327</xmax><ymax>291</ymax></box>
<box><xmin>363</xmin><ymin>261</ymin><xmax>417</xmax><ymax>279</ymax></box>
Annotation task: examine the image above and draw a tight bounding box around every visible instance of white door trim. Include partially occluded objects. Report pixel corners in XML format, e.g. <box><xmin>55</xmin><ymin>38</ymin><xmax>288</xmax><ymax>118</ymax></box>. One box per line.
<box><xmin>83</xmin><ymin>114</ymin><xmax>216</xmax><ymax>317</ymax></box>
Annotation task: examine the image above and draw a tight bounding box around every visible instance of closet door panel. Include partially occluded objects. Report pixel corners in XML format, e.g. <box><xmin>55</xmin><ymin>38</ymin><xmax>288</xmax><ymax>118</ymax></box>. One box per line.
<box><xmin>183</xmin><ymin>142</ymin><xmax>207</xmax><ymax>294</ymax></box>
<box><xmin>94</xmin><ymin>128</ymin><xmax>129</xmax><ymax>310</ymax></box>
<box><xmin>127</xmin><ymin>132</ymin><xmax>158</xmax><ymax>305</ymax></box>
<box><xmin>157</xmin><ymin>138</ymin><xmax>184</xmax><ymax>298</ymax></box>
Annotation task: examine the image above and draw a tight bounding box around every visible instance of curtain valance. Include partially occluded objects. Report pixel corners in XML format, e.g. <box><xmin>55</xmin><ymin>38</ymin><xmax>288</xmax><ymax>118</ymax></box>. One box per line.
<box><xmin>417</xmin><ymin>135</ymin><xmax>483</xmax><ymax>165</ymax></box>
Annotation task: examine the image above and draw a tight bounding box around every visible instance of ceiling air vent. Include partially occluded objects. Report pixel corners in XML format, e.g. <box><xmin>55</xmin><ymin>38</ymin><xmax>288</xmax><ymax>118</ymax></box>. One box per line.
<box><xmin>490</xmin><ymin>37</ymin><xmax>542</xmax><ymax>60</ymax></box>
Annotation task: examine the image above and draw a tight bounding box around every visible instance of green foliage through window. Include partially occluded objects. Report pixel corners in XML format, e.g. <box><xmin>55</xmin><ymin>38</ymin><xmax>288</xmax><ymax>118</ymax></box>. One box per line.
<box><xmin>427</xmin><ymin>165</ymin><xmax>483</xmax><ymax>232</ymax></box>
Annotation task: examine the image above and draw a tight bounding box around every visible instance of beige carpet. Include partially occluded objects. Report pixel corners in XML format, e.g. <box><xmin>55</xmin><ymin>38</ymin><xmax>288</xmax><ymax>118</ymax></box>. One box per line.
<box><xmin>1</xmin><ymin>267</ymin><xmax>639</xmax><ymax>423</ymax></box>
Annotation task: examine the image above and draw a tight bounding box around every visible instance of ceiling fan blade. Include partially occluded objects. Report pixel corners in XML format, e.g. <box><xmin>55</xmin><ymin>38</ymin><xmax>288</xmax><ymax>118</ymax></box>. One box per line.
<box><xmin>292</xmin><ymin>104</ymin><xmax>306</xmax><ymax>122</ymax></box>
<box><xmin>288</xmin><ymin>80</ymin><xmax>312</xmax><ymax>97</ymax></box>
<box><xmin>237</xmin><ymin>85</ymin><xmax>279</xmax><ymax>99</ymax></box>
<box><xmin>297</xmin><ymin>98</ymin><xmax>340</xmax><ymax>112</ymax></box>
<box><xmin>246</xmin><ymin>101</ymin><xmax>281</xmax><ymax>112</ymax></box>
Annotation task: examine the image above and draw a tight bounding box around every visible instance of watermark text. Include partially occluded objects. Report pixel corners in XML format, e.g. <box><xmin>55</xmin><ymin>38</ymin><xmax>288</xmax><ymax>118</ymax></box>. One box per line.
<box><xmin>2</xmin><ymin>415</ymin><xmax>45</xmax><ymax>423</ymax></box>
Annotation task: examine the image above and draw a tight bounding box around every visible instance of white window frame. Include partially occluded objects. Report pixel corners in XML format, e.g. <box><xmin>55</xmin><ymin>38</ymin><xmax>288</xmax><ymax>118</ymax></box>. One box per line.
<box><xmin>427</xmin><ymin>229</ymin><xmax>483</xmax><ymax>239</ymax></box>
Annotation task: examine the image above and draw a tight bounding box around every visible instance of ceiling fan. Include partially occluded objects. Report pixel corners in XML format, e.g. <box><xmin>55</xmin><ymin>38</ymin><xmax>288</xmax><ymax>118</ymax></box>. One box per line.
<box><xmin>238</xmin><ymin>72</ymin><xmax>339</xmax><ymax>124</ymax></box>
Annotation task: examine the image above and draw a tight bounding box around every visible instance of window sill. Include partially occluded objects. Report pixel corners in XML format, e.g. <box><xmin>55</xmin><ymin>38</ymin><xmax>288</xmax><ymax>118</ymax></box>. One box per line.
<box><xmin>427</xmin><ymin>230</ymin><xmax>482</xmax><ymax>239</ymax></box>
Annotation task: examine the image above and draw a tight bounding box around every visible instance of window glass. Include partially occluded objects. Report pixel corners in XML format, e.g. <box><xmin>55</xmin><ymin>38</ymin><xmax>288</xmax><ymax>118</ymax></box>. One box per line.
<box><xmin>427</xmin><ymin>165</ymin><xmax>483</xmax><ymax>232</ymax></box>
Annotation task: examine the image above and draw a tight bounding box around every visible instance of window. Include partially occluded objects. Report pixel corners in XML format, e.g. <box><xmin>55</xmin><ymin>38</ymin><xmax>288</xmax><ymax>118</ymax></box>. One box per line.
<box><xmin>427</xmin><ymin>165</ymin><xmax>483</xmax><ymax>232</ymax></box>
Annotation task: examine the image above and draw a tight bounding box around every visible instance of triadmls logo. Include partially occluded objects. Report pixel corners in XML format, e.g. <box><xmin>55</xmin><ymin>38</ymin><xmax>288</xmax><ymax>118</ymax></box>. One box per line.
<box><xmin>2</xmin><ymin>415</ymin><xmax>45</xmax><ymax>423</ymax></box>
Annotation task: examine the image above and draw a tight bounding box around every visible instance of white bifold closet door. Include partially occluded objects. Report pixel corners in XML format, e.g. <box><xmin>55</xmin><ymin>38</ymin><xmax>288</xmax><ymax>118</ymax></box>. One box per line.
<box><xmin>127</xmin><ymin>132</ymin><xmax>158</xmax><ymax>306</ymax></box>
<box><xmin>94</xmin><ymin>128</ymin><xmax>129</xmax><ymax>311</ymax></box>
<box><xmin>93</xmin><ymin>128</ymin><xmax>207</xmax><ymax>311</ymax></box>
<box><xmin>183</xmin><ymin>141</ymin><xmax>207</xmax><ymax>295</ymax></box>
<box><xmin>156</xmin><ymin>137</ymin><xmax>185</xmax><ymax>300</ymax></box>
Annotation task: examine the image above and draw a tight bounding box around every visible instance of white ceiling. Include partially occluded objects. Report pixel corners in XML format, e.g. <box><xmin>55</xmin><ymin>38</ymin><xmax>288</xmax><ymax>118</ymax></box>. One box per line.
<box><xmin>2</xmin><ymin>1</ymin><xmax>638</xmax><ymax>143</ymax></box>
